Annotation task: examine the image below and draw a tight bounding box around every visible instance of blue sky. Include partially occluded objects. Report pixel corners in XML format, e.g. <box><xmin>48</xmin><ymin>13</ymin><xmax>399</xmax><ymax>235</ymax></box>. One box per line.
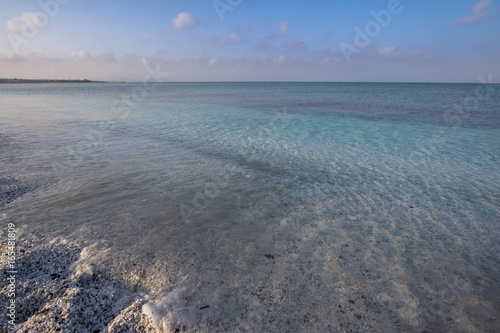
<box><xmin>0</xmin><ymin>0</ymin><xmax>499</xmax><ymax>81</ymax></box>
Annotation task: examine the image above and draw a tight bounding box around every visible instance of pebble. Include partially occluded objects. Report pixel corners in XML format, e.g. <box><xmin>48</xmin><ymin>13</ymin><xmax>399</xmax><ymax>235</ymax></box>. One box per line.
<box><xmin>0</xmin><ymin>175</ymin><xmax>29</xmax><ymax>208</ymax></box>
<box><xmin>0</xmin><ymin>234</ymin><xmax>156</xmax><ymax>332</ymax></box>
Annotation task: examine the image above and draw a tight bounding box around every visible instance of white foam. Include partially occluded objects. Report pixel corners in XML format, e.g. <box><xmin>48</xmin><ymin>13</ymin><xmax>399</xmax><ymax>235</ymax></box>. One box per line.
<box><xmin>142</xmin><ymin>284</ymin><xmax>199</xmax><ymax>333</ymax></box>
<box><xmin>69</xmin><ymin>240</ymin><xmax>112</xmax><ymax>276</ymax></box>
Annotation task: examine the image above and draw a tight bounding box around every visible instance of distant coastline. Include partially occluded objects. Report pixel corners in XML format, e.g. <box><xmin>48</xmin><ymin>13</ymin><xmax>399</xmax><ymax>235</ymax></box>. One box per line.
<box><xmin>0</xmin><ymin>78</ymin><xmax>105</xmax><ymax>84</ymax></box>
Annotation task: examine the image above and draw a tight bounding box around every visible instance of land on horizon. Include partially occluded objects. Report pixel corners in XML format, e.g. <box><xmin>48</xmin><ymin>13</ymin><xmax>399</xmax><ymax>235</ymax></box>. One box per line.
<box><xmin>0</xmin><ymin>78</ymin><xmax>105</xmax><ymax>84</ymax></box>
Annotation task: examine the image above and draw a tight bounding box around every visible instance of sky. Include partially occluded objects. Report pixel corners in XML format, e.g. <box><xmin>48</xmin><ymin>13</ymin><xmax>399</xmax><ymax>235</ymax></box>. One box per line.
<box><xmin>0</xmin><ymin>0</ymin><xmax>499</xmax><ymax>82</ymax></box>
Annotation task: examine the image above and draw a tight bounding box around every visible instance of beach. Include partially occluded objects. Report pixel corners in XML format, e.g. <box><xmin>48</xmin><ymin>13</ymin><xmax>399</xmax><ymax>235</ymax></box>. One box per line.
<box><xmin>1</xmin><ymin>82</ymin><xmax>499</xmax><ymax>332</ymax></box>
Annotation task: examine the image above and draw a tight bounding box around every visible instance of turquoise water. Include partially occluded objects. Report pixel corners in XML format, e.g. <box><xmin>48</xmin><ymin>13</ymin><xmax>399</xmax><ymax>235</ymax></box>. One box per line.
<box><xmin>1</xmin><ymin>82</ymin><xmax>499</xmax><ymax>331</ymax></box>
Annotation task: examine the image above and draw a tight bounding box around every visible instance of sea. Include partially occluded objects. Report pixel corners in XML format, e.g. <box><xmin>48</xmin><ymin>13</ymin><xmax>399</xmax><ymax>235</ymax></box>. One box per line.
<box><xmin>1</xmin><ymin>82</ymin><xmax>499</xmax><ymax>332</ymax></box>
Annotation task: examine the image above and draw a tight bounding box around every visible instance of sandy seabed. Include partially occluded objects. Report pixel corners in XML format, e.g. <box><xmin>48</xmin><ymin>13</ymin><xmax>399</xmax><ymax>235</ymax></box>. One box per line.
<box><xmin>2</xmin><ymin>218</ymin><xmax>500</xmax><ymax>332</ymax></box>
<box><xmin>1</xmin><ymin>173</ymin><xmax>499</xmax><ymax>332</ymax></box>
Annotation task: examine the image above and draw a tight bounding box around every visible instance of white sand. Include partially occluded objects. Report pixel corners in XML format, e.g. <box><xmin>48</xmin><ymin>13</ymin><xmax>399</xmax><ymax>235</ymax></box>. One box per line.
<box><xmin>0</xmin><ymin>233</ymin><xmax>156</xmax><ymax>332</ymax></box>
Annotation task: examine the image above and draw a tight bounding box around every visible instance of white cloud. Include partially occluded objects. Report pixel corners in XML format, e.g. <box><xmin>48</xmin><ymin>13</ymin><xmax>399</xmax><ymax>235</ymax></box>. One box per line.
<box><xmin>69</xmin><ymin>50</ymin><xmax>93</xmax><ymax>63</ymax></box>
<box><xmin>320</xmin><ymin>57</ymin><xmax>339</xmax><ymax>64</ymax></box>
<box><xmin>224</xmin><ymin>32</ymin><xmax>241</xmax><ymax>44</ymax></box>
<box><xmin>234</xmin><ymin>23</ymin><xmax>253</xmax><ymax>34</ymax></box>
<box><xmin>267</xmin><ymin>21</ymin><xmax>289</xmax><ymax>40</ymax></box>
<box><xmin>0</xmin><ymin>49</ymin><xmax>62</xmax><ymax>65</ymax></box>
<box><xmin>68</xmin><ymin>50</ymin><xmax>116</xmax><ymax>63</ymax></box>
<box><xmin>273</xmin><ymin>55</ymin><xmax>287</xmax><ymax>64</ymax></box>
<box><xmin>377</xmin><ymin>46</ymin><xmax>399</xmax><ymax>58</ymax></box>
<box><xmin>156</xmin><ymin>48</ymin><xmax>169</xmax><ymax>55</ymax></box>
<box><xmin>279</xmin><ymin>21</ymin><xmax>288</xmax><ymax>35</ymax></box>
<box><xmin>171</xmin><ymin>12</ymin><xmax>200</xmax><ymax>29</ymax></box>
<box><xmin>358</xmin><ymin>42</ymin><xmax>375</xmax><ymax>49</ymax></box>
<box><xmin>377</xmin><ymin>47</ymin><xmax>442</xmax><ymax>62</ymax></box>
<box><xmin>5</xmin><ymin>12</ymin><xmax>48</xmax><ymax>33</ymax></box>
<box><xmin>316</xmin><ymin>46</ymin><xmax>330</xmax><ymax>54</ymax></box>
<box><xmin>0</xmin><ymin>51</ymin><xmax>28</xmax><ymax>62</ymax></box>
<box><xmin>282</xmin><ymin>38</ymin><xmax>306</xmax><ymax>52</ymax></box>
<box><xmin>195</xmin><ymin>32</ymin><xmax>221</xmax><ymax>45</ymax></box>
<box><xmin>224</xmin><ymin>25</ymin><xmax>251</xmax><ymax>45</ymax></box>
<box><xmin>256</xmin><ymin>41</ymin><xmax>271</xmax><ymax>50</ymax></box>
<box><xmin>139</xmin><ymin>34</ymin><xmax>151</xmax><ymax>43</ymax></box>
<box><xmin>452</xmin><ymin>0</ymin><xmax>492</xmax><ymax>25</ymax></box>
<box><xmin>404</xmin><ymin>51</ymin><xmax>441</xmax><ymax>61</ymax></box>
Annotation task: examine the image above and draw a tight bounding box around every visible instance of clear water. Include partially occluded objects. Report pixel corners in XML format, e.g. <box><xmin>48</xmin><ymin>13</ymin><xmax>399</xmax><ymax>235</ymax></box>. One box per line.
<box><xmin>1</xmin><ymin>82</ymin><xmax>499</xmax><ymax>331</ymax></box>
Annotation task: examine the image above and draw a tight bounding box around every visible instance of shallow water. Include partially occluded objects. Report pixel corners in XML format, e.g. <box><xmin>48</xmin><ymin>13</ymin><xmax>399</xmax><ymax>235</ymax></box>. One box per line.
<box><xmin>1</xmin><ymin>82</ymin><xmax>499</xmax><ymax>331</ymax></box>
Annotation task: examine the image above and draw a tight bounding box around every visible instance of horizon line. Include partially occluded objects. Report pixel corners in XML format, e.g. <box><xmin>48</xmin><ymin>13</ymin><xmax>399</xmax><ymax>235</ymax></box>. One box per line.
<box><xmin>1</xmin><ymin>78</ymin><xmax>497</xmax><ymax>84</ymax></box>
